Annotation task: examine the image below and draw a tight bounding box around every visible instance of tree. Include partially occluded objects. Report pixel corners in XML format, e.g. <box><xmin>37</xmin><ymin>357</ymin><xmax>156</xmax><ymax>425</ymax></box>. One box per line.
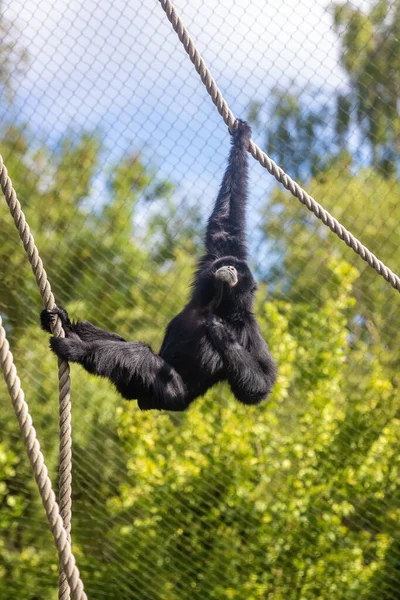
<box><xmin>1</xmin><ymin>0</ymin><xmax>400</xmax><ymax>597</ymax></box>
<box><xmin>334</xmin><ymin>0</ymin><xmax>400</xmax><ymax>175</ymax></box>
<box><xmin>0</xmin><ymin>122</ymin><xmax>183</xmax><ymax>597</ymax></box>
<box><xmin>0</xmin><ymin>6</ymin><xmax>28</xmax><ymax>102</ymax></box>
<box><xmin>250</xmin><ymin>0</ymin><xmax>400</xmax><ymax>178</ymax></box>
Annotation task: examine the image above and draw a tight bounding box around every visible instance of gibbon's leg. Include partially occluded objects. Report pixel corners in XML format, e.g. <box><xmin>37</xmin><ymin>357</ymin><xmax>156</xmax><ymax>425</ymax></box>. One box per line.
<box><xmin>49</xmin><ymin>335</ymin><xmax>188</xmax><ymax>411</ymax></box>
<box><xmin>204</xmin><ymin>120</ymin><xmax>251</xmax><ymax>260</ymax></box>
<box><xmin>40</xmin><ymin>307</ymin><xmax>126</xmax><ymax>342</ymax></box>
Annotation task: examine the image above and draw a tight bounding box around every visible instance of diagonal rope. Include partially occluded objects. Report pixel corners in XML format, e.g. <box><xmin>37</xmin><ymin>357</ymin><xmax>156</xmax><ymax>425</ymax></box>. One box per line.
<box><xmin>158</xmin><ymin>0</ymin><xmax>400</xmax><ymax>294</ymax></box>
<box><xmin>0</xmin><ymin>155</ymin><xmax>76</xmax><ymax>600</ymax></box>
<box><xmin>0</xmin><ymin>315</ymin><xmax>87</xmax><ymax>600</ymax></box>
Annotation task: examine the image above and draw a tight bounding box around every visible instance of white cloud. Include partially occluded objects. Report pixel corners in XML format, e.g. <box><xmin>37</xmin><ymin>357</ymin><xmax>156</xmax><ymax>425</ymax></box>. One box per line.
<box><xmin>2</xmin><ymin>0</ymin><xmax>356</xmax><ymax>200</ymax></box>
<box><xmin>4</xmin><ymin>0</ymin><xmax>345</xmax><ymax>124</ymax></box>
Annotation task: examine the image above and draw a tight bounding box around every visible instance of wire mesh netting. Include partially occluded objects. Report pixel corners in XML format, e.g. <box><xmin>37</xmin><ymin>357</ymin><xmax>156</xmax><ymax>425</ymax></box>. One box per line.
<box><xmin>0</xmin><ymin>0</ymin><xmax>400</xmax><ymax>598</ymax></box>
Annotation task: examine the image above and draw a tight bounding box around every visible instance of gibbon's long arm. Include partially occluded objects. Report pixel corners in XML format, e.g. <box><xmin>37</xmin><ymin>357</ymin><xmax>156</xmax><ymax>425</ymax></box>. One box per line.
<box><xmin>204</xmin><ymin>120</ymin><xmax>251</xmax><ymax>261</ymax></box>
<box><xmin>41</xmin><ymin>308</ymin><xmax>188</xmax><ymax>411</ymax></box>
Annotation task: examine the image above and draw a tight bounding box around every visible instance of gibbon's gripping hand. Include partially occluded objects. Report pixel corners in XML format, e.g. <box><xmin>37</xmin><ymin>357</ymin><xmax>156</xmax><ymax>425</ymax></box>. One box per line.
<box><xmin>40</xmin><ymin>306</ymin><xmax>71</xmax><ymax>334</ymax></box>
<box><xmin>231</xmin><ymin>119</ymin><xmax>252</xmax><ymax>149</ymax></box>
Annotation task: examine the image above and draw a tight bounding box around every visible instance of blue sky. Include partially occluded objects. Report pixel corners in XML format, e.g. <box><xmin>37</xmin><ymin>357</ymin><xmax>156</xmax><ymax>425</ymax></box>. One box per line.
<box><xmin>3</xmin><ymin>0</ymin><xmax>355</xmax><ymax>236</ymax></box>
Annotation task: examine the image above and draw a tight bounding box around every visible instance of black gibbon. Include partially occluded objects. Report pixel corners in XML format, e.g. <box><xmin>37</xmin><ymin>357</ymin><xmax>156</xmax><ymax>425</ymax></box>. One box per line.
<box><xmin>41</xmin><ymin>120</ymin><xmax>277</xmax><ymax>410</ymax></box>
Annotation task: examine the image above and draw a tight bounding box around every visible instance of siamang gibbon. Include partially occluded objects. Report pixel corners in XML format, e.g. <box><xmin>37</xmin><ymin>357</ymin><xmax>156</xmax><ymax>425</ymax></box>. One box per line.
<box><xmin>41</xmin><ymin>120</ymin><xmax>277</xmax><ymax>411</ymax></box>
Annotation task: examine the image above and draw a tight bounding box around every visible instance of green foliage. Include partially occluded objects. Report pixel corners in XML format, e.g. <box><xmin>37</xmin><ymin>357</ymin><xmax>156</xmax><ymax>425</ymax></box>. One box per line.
<box><xmin>59</xmin><ymin>262</ymin><xmax>398</xmax><ymax>600</ymax></box>
<box><xmin>249</xmin><ymin>89</ymin><xmax>332</xmax><ymax>181</ymax></box>
<box><xmin>260</xmin><ymin>163</ymin><xmax>400</xmax><ymax>365</ymax></box>
<box><xmin>0</xmin><ymin>12</ymin><xmax>28</xmax><ymax>101</ymax></box>
<box><xmin>1</xmin><ymin>139</ymin><xmax>399</xmax><ymax>596</ymax></box>
<box><xmin>251</xmin><ymin>0</ymin><xmax>400</xmax><ymax>178</ymax></box>
<box><xmin>333</xmin><ymin>0</ymin><xmax>400</xmax><ymax>174</ymax></box>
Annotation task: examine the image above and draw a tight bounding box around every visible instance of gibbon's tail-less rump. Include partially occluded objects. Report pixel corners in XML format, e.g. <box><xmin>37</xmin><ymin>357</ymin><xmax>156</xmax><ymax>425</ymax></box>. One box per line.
<box><xmin>41</xmin><ymin>120</ymin><xmax>277</xmax><ymax>410</ymax></box>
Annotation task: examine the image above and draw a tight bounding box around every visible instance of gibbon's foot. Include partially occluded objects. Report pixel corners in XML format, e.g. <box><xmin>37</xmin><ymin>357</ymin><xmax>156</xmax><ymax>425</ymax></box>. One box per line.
<box><xmin>231</xmin><ymin>119</ymin><xmax>252</xmax><ymax>147</ymax></box>
<box><xmin>40</xmin><ymin>306</ymin><xmax>70</xmax><ymax>333</ymax></box>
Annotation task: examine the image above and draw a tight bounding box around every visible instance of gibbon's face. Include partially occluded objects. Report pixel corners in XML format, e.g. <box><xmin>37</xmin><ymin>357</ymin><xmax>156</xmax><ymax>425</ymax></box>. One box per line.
<box><xmin>212</xmin><ymin>256</ymin><xmax>257</xmax><ymax>295</ymax></box>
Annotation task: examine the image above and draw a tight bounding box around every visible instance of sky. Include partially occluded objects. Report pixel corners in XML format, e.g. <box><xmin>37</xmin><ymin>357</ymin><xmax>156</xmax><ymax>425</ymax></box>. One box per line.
<box><xmin>2</xmin><ymin>0</ymin><xmax>361</xmax><ymax>236</ymax></box>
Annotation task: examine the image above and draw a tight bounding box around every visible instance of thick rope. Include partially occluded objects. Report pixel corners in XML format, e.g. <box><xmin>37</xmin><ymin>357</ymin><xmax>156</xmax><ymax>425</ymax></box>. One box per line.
<box><xmin>58</xmin><ymin>355</ymin><xmax>73</xmax><ymax>600</ymax></box>
<box><xmin>0</xmin><ymin>155</ymin><xmax>74</xmax><ymax>599</ymax></box>
<box><xmin>0</xmin><ymin>316</ymin><xmax>87</xmax><ymax>600</ymax></box>
<box><xmin>158</xmin><ymin>0</ymin><xmax>400</xmax><ymax>294</ymax></box>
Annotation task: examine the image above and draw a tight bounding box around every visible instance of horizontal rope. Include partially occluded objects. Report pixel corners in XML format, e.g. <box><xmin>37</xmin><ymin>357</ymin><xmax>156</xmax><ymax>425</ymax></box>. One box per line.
<box><xmin>158</xmin><ymin>0</ymin><xmax>400</xmax><ymax>294</ymax></box>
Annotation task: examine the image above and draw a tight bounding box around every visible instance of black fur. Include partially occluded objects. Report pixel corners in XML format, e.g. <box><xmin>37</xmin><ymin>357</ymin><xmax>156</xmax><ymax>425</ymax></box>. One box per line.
<box><xmin>41</xmin><ymin>121</ymin><xmax>277</xmax><ymax>411</ymax></box>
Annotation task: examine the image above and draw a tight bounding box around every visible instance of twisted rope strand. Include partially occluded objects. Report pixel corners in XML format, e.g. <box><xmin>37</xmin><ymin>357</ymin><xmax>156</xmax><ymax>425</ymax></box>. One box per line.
<box><xmin>0</xmin><ymin>154</ymin><xmax>74</xmax><ymax>599</ymax></box>
<box><xmin>0</xmin><ymin>316</ymin><xmax>87</xmax><ymax>600</ymax></box>
<box><xmin>158</xmin><ymin>0</ymin><xmax>400</xmax><ymax>294</ymax></box>
<box><xmin>58</xmin><ymin>353</ymin><xmax>73</xmax><ymax>600</ymax></box>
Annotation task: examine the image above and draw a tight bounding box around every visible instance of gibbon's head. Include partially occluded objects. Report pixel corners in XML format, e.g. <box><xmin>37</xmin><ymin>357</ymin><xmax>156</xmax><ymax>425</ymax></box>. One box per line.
<box><xmin>215</xmin><ymin>264</ymin><xmax>238</xmax><ymax>287</ymax></box>
<box><xmin>211</xmin><ymin>256</ymin><xmax>257</xmax><ymax>310</ymax></box>
<box><xmin>192</xmin><ymin>256</ymin><xmax>257</xmax><ymax>311</ymax></box>
<box><xmin>212</xmin><ymin>256</ymin><xmax>255</xmax><ymax>289</ymax></box>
